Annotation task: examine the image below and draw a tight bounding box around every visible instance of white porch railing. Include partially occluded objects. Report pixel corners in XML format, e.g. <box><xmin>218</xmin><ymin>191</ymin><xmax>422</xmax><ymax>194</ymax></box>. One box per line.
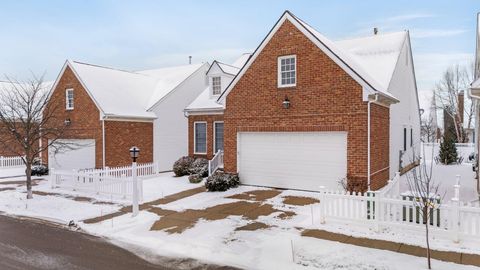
<box><xmin>50</xmin><ymin>169</ymin><xmax>142</xmax><ymax>200</ymax></box>
<box><xmin>319</xmin><ymin>174</ymin><xmax>480</xmax><ymax>243</ymax></box>
<box><xmin>208</xmin><ymin>150</ymin><xmax>224</xmax><ymax>176</ymax></box>
<box><xmin>0</xmin><ymin>156</ymin><xmax>24</xmax><ymax>168</ymax></box>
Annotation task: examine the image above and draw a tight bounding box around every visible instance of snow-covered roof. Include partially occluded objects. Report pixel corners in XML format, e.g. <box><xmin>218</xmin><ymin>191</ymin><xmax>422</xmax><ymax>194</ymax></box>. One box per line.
<box><xmin>336</xmin><ymin>31</ymin><xmax>407</xmax><ymax>91</ymax></box>
<box><xmin>185</xmin><ymin>87</ymin><xmax>224</xmax><ymax>111</ymax></box>
<box><xmin>219</xmin><ymin>11</ymin><xmax>401</xmax><ymax>103</ymax></box>
<box><xmin>186</xmin><ymin>54</ymin><xmax>251</xmax><ymax>113</ymax></box>
<box><xmin>217</xmin><ymin>63</ymin><xmax>240</xmax><ymax>76</ymax></box>
<box><xmin>57</xmin><ymin>61</ymin><xmax>207</xmax><ymax>119</ymax></box>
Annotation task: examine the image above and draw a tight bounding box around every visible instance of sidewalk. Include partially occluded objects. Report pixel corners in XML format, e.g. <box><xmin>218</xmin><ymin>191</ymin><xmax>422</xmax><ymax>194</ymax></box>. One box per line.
<box><xmin>302</xmin><ymin>229</ymin><xmax>480</xmax><ymax>267</ymax></box>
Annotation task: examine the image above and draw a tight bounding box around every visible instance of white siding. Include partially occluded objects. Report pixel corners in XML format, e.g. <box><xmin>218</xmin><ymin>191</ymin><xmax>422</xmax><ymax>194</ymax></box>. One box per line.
<box><xmin>151</xmin><ymin>64</ymin><xmax>209</xmax><ymax>171</ymax></box>
<box><xmin>387</xmin><ymin>38</ymin><xmax>421</xmax><ymax>178</ymax></box>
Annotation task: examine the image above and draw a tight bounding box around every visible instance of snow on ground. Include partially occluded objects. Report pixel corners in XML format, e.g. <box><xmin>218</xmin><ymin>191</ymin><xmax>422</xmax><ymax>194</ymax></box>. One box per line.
<box><xmin>82</xmin><ymin>208</ymin><xmax>478</xmax><ymax>270</ymax></box>
<box><xmin>0</xmin><ymin>166</ymin><xmax>25</xmax><ymax>178</ymax></box>
<box><xmin>399</xmin><ymin>161</ymin><xmax>479</xmax><ymax>202</ymax></box>
<box><xmin>0</xmin><ymin>172</ymin><xmax>196</xmax><ymax>223</ymax></box>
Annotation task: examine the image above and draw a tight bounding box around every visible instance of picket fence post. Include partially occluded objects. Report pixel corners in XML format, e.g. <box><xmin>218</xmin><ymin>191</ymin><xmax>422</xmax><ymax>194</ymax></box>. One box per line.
<box><xmin>0</xmin><ymin>156</ymin><xmax>3</xmax><ymax>167</ymax></box>
<box><xmin>451</xmin><ymin>175</ymin><xmax>461</xmax><ymax>243</ymax></box>
<box><xmin>50</xmin><ymin>168</ymin><xmax>55</xmax><ymax>188</ymax></box>
<box><xmin>319</xmin><ymin>186</ymin><xmax>326</xmax><ymax>224</ymax></box>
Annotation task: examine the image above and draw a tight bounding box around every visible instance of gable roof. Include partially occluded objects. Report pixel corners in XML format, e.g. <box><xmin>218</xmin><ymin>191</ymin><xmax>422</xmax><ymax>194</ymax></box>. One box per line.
<box><xmin>51</xmin><ymin>60</ymin><xmax>207</xmax><ymax>120</ymax></box>
<box><xmin>218</xmin><ymin>11</ymin><xmax>401</xmax><ymax>103</ymax></box>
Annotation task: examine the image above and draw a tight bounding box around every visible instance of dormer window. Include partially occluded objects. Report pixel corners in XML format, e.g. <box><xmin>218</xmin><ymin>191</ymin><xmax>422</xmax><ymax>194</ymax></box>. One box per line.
<box><xmin>65</xmin><ymin>88</ymin><xmax>74</xmax><ymax>110</ymax></box>
<box><xmin>212</xmin><ymin>77</ymin><xmax>221</xmax><ymax>95</ymax></box>
<box><xmin>278</xmin><ymin>55</ymin><xmax>296</xmax><ymax>88</ymax></box>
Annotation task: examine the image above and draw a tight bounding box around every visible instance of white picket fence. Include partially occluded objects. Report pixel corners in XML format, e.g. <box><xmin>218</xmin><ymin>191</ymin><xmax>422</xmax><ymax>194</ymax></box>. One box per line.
<box><xmin>319</xmin><ymin>173</ymin><xmax>480</xmax><ymax>243</ymax></box>
<box><xmin>50</xmin><ymin>170</ymin><xmax>138</xmax><ymax>199</ymax></box>
<box><xmin>0</xmin><ymin>156</ymin><xmax>24</xmax><ymax>168</ymax></box>
<box><xmin>50</xmin><ymin>162</ymin><xmax>159</xmax><ymax>199</ymax></box>
<box><xmin>80</xmin><ymin>162</ymin><xmax>159</xmax><ymax>178</ymax></box>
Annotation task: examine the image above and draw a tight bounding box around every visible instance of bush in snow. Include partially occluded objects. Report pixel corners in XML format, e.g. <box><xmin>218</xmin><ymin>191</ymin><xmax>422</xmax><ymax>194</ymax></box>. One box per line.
<box><xmin>205</xmin><ymin>171</ymin><xmax>240</xmax><ymax>192</ymax></box>
<box><xmin>173</xmin><ymin>156</ymin><xmax>195</xmax><ymax>177</ymax></box>
<box><xmin>438</xmin><ymin>136</ymin><xmax>458</xmax><ymax>165</ymax></box>
<box><xmin>189</xmin><ymin>158</ymin><xmax>208</xmax><ymax>177</ymax></box>
<box><xmin>188</xmin><ymin>174</ymin><xmax>203</xmax><ymax>184</ymax></box>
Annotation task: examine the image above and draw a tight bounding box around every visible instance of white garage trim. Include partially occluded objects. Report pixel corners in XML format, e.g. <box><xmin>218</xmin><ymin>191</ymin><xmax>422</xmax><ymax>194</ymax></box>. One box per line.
<box><xmin>237</xmin><ymin>132</ymin><xmax>347</xmax><ymax>191</ymax></box>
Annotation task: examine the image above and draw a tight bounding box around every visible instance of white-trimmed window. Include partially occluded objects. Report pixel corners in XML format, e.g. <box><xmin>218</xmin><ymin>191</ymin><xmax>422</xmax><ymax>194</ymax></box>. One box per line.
<box><xmin>214</xmin><ymin>121</ymin><xmax>224</xmax><ymax>153</ymax></box>
<box><xmin>278</xmin><ymin>55</ymin><xmax>296</xmax><ymax>87</ymax></box>
<box><xmin>212</xmin><ymin>76</ymin><xmax>221</xmax><ymax>95</ymax></box>
<box><xmin>65</xmin><ymin>88</ymin><xmax>74</xmax><ymax>110</ymax></box>
<box><xmin>194</xmin><ymin>122</ymin><xmax>207</xmax><ymax>154</ymax></box>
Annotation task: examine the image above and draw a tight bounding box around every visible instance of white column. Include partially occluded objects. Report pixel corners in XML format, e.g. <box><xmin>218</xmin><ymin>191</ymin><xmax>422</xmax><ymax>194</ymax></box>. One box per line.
<box><xmin>451</xmin><ymin>175</ymin><xmax>461</xmax><ymax>243</ymax></box>
<box><xmin>132</xmin><ymin>161</ymin><xmax>139</xmax><ymax>217</ymax></box>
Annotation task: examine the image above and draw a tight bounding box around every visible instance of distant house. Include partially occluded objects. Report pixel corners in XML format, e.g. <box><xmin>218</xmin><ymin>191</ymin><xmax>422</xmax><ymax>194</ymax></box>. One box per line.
<box><xmin>468</xmin><ymin>12</ymin><xmax>480</xmax><ymax>192</ymax></box>
<box><xmin>186</xmin><ymin>11</ymin><xmax>420</xmax><ymax>192</ymax></box>
<box><xmin>43</xmin><ymin>60</ymin><xmax>208</xmax><ymax>171</ymax></box>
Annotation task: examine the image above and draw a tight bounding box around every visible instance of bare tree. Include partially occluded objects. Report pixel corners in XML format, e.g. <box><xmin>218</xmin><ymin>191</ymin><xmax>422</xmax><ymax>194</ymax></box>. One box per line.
<box><xmin>406</xmin><ymin>148</ymin><xmax>445</xmax><ymax>270</ymax></box>
<box><xmin>421</xmin><ymin>115</ymin><xmax>436</xmax><ymax>143</ymax></box>
<box><xmin>0</xmin><ymin>75</ymin><xmax>73</xmax><ymax>199</ymax></box>
<box><xmin>434</xmin><ymin>63</ymin><xmax>474</xmax><ymax>142</ymax></box>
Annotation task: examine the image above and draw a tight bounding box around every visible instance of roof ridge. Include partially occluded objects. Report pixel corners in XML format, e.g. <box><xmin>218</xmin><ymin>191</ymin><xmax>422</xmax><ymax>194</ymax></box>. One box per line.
<box><xmin>336</xmin><ymin>31</ymin><xmax>407</xmax><ymax>43</ymax></box>
<box><xmin>217</xmin><ymin>62</ymin><xmax>241</xmax><ymax>69</ymax></box>
<box><xmin>71</xmin><ymin>60</ymin><xmax>146</xmax><ymax>76</ymax></box>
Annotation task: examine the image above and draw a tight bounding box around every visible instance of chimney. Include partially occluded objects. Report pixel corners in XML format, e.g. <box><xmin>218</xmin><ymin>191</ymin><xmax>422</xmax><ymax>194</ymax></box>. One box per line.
<box><xmin>189</xmin><ymin>56</ymin><xmax>192</xmax><ymax>65</ymax></box>
<box><xmin>373</xmin><ymin>27</ymin><xmax>378</xmax><ymax>35</ymax></box>
<box><xmin>458</xmin><ymin>90</ymin><xmax>464</xmax><ymax>124</ymax></box>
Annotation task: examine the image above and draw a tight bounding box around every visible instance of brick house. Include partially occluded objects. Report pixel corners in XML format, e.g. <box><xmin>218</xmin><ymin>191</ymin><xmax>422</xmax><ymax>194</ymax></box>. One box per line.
<box><xmin>185</xmin><ymin>11</ymin><xmax>420</xmax><ymax>191</ymax></box>
<box><xmin>43</xmin><ymin>60</ymin><xmax>208</xmax><ymax>171</ymax></box>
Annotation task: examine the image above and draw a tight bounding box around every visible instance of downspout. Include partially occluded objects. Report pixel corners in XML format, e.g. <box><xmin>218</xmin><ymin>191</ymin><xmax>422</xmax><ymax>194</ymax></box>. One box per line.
<box><xmin>102</xmin><ymin>118</ymin><xmax>106</xmax><ymax>169</ymax></box>
<box><xmin>367</xmin><ymin>93</ymin><xmax>379</xmax><ymax>191</ymax></box>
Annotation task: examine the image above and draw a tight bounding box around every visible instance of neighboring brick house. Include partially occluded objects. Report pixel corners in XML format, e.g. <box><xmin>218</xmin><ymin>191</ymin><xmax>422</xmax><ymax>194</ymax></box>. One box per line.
<box><xmin>43</xmin><ymin>60</ymin><xmax>208</xmax><ymax>171</ymax></box>
<box><xmin>186</xmin><ymin>11</ymin><xmax>420</xmax><ymax>192</ymax></box>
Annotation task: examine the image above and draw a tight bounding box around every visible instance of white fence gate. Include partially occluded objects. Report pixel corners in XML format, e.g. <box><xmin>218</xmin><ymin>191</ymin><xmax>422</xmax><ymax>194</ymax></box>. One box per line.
<box><xmin>319</xmin><ymin>173</ymin><xmax>480</xmax><ymax>243</ymax></box>
<box><xmin>0</xmin><ymin>156</ymin><xmax>24</xmax><ymax>168</ymax></box>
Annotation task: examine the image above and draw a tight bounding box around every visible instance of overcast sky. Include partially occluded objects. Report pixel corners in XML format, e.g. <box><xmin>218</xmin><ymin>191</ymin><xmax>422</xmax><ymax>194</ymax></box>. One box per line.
<box><xmin>0</xmin><ymin>0</ymin><xmax>478</xmax><ymax>112</ymax></box>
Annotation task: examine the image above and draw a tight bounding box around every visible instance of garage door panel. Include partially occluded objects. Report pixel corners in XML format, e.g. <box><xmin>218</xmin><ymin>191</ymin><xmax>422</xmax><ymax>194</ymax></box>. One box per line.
<box><xmin>238</xmin><ymin>132</ymin><xmax>347</xmax><ymax>191</ymax></box>
<box><xmin>48</xmin><ymin>139</ymin><xmax>95</xmax><ymax>171</ymax></box>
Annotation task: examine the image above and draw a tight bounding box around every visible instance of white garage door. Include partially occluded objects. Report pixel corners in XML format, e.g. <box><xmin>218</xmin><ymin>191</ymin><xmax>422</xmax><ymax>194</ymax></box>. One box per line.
<box><xmin>238</xmin><ymin>132</ymin><xmax>347</xmax><ymax>191</ymax></box>
<box><xmin>48</xmin><ymin>139</ymin><xmax>96</xmax><ymax>171</ymax></box>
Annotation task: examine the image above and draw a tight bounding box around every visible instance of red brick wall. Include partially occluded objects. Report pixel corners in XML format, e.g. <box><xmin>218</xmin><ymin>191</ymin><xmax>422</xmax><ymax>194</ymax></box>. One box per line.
<box><xmin>42</xmin><ymin>65</ymin><xmax>154</xmax><ymax>168</ymax></box>
<box><xmin>222</xmin><ymin>20</ymin><xmax>389</xmax><ymax>191</ymax></box>
<box><xmin>0</xmin><ymin>123</ymin><xmax>29</xmax><ymax>156</ymax></box>
<box><xmin>104</xmin><ymin>120</ymin><xmax>153</xmax><ymax>167</ymax></box>
<box><xmin>41</xmin><ymin>66</ymin><xmax>103</xmax><ymax>167</ymax></box>
<box><xmin>188</xmin><ymin>114</ymin><xmax>224</xmax><ymax>160</ymax></box>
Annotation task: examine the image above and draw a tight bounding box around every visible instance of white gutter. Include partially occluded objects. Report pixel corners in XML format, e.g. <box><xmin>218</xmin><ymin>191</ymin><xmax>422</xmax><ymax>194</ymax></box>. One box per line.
<box><xmin>102</xmin><ymin>119</ymin><xmax>106</xmax><ymax>168</ymax></box>
<box><xmin>367</xmin><ymin>93</ymin><xmax>379</xmax><ymax>191</ymax></box>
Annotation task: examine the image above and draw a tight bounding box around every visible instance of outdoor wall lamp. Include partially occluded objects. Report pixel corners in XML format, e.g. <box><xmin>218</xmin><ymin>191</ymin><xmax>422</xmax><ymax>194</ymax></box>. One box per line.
<box><xmin>129</xmin><ymin>146</ymin><xmax>140</xmax><ymax>163</ymax></box>
<box><xmin>64</xmin><ymin>118</ymin><xmax>71</xmax><ymax>126</ymax></box>
<box><xmin>282</xmin><ymin>96</ymin><xmax>291</xmax><ymax>109</ymax></box>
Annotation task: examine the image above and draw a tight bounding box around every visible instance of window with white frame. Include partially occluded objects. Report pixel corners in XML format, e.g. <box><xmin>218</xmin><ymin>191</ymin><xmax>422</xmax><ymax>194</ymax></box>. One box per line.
<box><xmin>212</xmin><ymin>77</ymin><xmax>221</xmax><ymax>95</ymax></box>
<box><xmin>214</xmin><ymin>122</ymin><xmax>224</xmax><ymax>153</ymax></box>
<box><xmin>65</xmin><ymin>88</ymin><xmax>74</xmax><ymax>110</ymax></box>
<box><xmin>278</xmin><ymin>55</ymin><xmax>296</xmax><ymax>87</ymax></box>
<box><xmin>194</xmin><ymin>122</ymin><xmax>207</xmax><ymax>154</ymax></box>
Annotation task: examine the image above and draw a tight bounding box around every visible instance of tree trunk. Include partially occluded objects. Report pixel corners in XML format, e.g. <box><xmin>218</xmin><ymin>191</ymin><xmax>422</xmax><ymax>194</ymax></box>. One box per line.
<box><xmin>25</xmin><ymin>160</ymin><xmax>33</xmax><ymax>199</ymax></box>
<box><xmin>425</xmin><ymin>207</ymin><xmax>431</xmax><ymax>270</ymax></box>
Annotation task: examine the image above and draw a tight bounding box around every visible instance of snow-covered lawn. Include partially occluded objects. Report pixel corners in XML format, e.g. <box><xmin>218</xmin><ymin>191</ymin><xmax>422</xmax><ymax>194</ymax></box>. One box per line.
<box><xmin>0</xmin><ymin>166</ymin><xmax>26</xmax><ymax>178</ymax></box>
<box><xmin>399</xmin><ymin>161</ymin><xmax>479</xmax><ymax>202</ymax></box>
<box><xmin>0</xmin><ymin>172</ymin><xmax>198</xmax><ymax>223</ymax></box>
<box><xmin>0</xmin><ymin>171</ymin><xmax>479</xmax><ymax>269</ymax></box>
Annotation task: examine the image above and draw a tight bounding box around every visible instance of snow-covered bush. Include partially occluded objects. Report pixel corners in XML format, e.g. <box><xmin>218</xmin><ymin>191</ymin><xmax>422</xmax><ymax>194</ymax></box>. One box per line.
<box><xmin>189</xmin><ymin>158</ymin><xmax>208</xmax><ymax>177</ymax></box>
<box><xmin>205</xmin><ymin>171</ymin><xmax>239</xmax><ymax>192</ymax></box>
<box><xmin>173</xmin><ymin>156</ymin><xmax>195</xmax><ymax>177</ymax></box>
<box><xmin>188</xmin><ymin>174</ymin><xmax>203</xmax><ymax>184</ymax></box>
